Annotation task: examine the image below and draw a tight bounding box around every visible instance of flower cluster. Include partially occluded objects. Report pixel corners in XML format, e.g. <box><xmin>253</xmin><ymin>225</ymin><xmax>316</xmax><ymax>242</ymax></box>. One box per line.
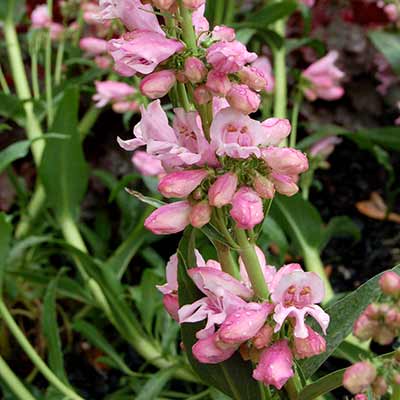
<box><xmin>158</xmin><ymin>248</ymin><xmax>329</xmax><ymax>389</ymax></box>
<box><xmin>343</xmin><ymin>271</ymin><xmax>400</xmax><ymax>399</ymax></box>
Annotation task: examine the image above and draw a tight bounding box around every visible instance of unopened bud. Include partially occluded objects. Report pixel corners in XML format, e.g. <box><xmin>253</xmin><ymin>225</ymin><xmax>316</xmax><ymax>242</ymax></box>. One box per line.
<box><xmin>206</xmin><ymin>70</ymin><xmax>232</xmax><ymax>96</ymax></box>
<box><xmin>189</xmin><ymin>201</ymin><xmax>212</xmax><ymax>228</ymax></box>
<box><xmin>208</xmin><ymin>172</ymin><xmax>238</xmax><ymax>208</ymax></box>
<box><xmin>140</xmin><ymin>70</ymin><xmax>176</xmax><ymax>99</ymax></box>
<box><xmin>238</xmin><ymin>66</ymin><xmax>267</xmax><ymax>92</ymax></box>
<box><xmin>379</xmin><ymin>271</ymin><xmax>400</xmax><ymax>297</ymax></box>
<box><xmin>253</xmin><ymin>172</ymin><xmax>275</xmax><ymax>199</ymax></box>
<box><xmin>343</xmin><ymin>361</ymin><xmax>377</xmax><ymax>394</ymax></box>
<box><xmin>194</xmin><ymin>85</ymin><xmax>212</xmax><ymax>104</ymax></box>
<box><xmin>184</xmin><ymin>57</ymin><xmax>207</xmax><ymax>83</ymax></box>
<box><xmin>372</xmin><ymin>376</ymin><xmax>388</xmax><ymax>397</ymax></box>
<box><xmin>353</xmin><ymin>314</ymin><xmax>378</xmax><ymax>341</ymax></box>
<box><xmin>182</xmin><ymin>0</ymin><xmax>205</xmax><ymax>9</ymax></box>
<box><xmin>226</xmin><ymin>84</ymin><xmax>260</xmax><ymax>114</ymax></box>
<box><xmin>152</xmin><ymin>0</ymin><xmax>176</xmax><ymax>10</ymax></box>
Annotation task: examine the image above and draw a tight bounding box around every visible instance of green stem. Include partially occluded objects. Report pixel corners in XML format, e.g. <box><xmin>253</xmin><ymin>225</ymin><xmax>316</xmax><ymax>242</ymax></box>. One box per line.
<box><xmin>214</xmin><ymin>0</ymin><xmax>224</xmax><ymax>26</ymax></box>
<box><xmin>235</xmin><ymin>228</ymin><xmax>269</xmax><ymax>300</ymax></box>
<box><xmin>44</xmin><ymin>30</ymin><xmax>53</xmax><ymax>127</ymax></box>
<box><xmin>54</xmin><ymin>34</ymin><xmax>65</xmax><ymax>86</ymax></box>
<box><xmin>224</xmin><ymin>0</ymin><xmax>235</xmax><ymax>24</ymax></box>
<box><xmin>215</xmin><ymin>242</ymin><xmax>240</xmax><ymax>279</ymax></box>
<box><xmin>0</xmin><ymin>300</ymin><xmax>84</xmax><ymax>400</ymax></box>
<box><xmin>289</xmin><ymin>89</ymin><xmax>303</xmax><ymax>148</ymax></box>
<box><xmin>4</xmin><ymin>2</ymin><xmax>44</xmax><ymax>165</ymax></box>
<box><xmin>177</xmin><ymin>82</ymin><xmax>191</xmax><ymax>112</ymax></box>
<box><xmin>392</xmin><ymin>382</ymin><xmax>400</xmax><ymax>400</ymax></box>
<box><xmin>31</xmin><ymin>50</ymin><xmax>40</xmax><ymax>100</ymax></box>
<box><xmin>0</xmin><ymin>355</ymin><xmax>36</xmax><ymax>400</ymax></box>
<box><xmin>303</xmin><ymin>246</ymin><xmax>334</xmax><ymax>302</ymax></box>
<box><xmin>285</xmin><ymin>377</ymin><xmax>299</xmax><ymax>400</ymax></box>
<box><xmin>78</xmin><ymin>105</ymin><xmax>101</xmax><ymax>140</ymax></box>
<box><xmin>0</xmin><ymin>65</ymin><xmax>10</xmax><ymax>94</ymax></box>
<box><xmin>177</xmin><ymin>0</ymin><xmax>197</xmax><ymax>51</ymax></box>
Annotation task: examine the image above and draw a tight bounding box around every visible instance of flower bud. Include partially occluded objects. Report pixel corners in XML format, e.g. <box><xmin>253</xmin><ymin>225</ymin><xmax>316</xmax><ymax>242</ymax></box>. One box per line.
<box><xmin>132</xmin><ymin>151</ymin><xmax>164</xmax><ymax>177</ymax></box>
<box><xmin>253</xmin><ymin>172</ymin><xmax>275</xmax><ymax>199</ymax></box>
<box><xmin>80</xmin><ymin>37</ymin><xmax>108</xmax><ymax>55</ymax></box>
<box><xmin>182</xmin><ymin>0</ymin><xmax>205</xmax><ymax>9</ymax></box>
<box><xmin>189</xmin><ymin>201</ymin><xmax>212</xmax><ymax>228</ymax></box>
<box><xmin>372</xmin><ymin>376</ymin><xmax>388</xmax><ymax>397</ymax></box>
<box><xmin>385</xmin><ymin>308</ymin><xmax>400</xmax><ymax>329</ymax></box>
<box><xmin>238</xmin><ymin>66</ymin><xmax>268</xmax><ymax>92</ymax></box>
<box><xmin>343</xmin><ymin>361</ymin><xmax>377</xmax><ymax>394</ymax></box>
<box><xmin>353</xmin><ymin>314</ymin><xmax>378</xmax><ymax>341</ymax></box>
<box><xmin>262</xmin><ymin>147</ymin><xmax>309</xmax><ymax>176</ymax></box>
<box><xmin>212</xmin><ymin>25</ymin><xmax>236</xmax><ymax>42</ymax></box>
<box><xmin>194</xmin><ymin>85</ymin><xmax>212</xmax><ymax>104</ymax></box>
<box><xmin>152</xmin><ymin>0</ymin><xmax>176</xmax><ymax>10</ymax></box>
<box><xmin>253</xmin><ymin>324</ymin><xmax>274</xmax><ymax>350</ymax></box>
<box><xmin>230</xmin><ymin>187</ymin><xmax>264</xmax><ymax>229</ymax></box>
<box><xmin>206</xmin><ymin>70</ymin><xmax>232</xmax><ymax>96</ymax></box>
<box><xmin>208</xmin><ymin>172</ymin><xmax>238</xmax><ymax>208</ymax></box>
<box><xmin>140</xmin><ymin>70</ymin><xmax>176</xmax><ymax>99</ymax></box>
<box><xmin>293</xmin><ymin>325</ymin><xmax>326</xmax><ymax>359</ymax></box>
<box><xmin>364</xmin><ymin>303</ymin><xmax>380</xmax><ymax>319</ymax></box>
<box><xmin>192</xmin><ymin>333</ymin><xmax>237</xmax><ymax>364</ymax></box>
<box><xmin>393</xmin><ymin>373</ymin><xmax>400</xmax><ymax>385</ymax></box>
<box><xmin>226</xmin><ymin>84</ymin><xmax>261</xmax><ymax>114</ymax></box>
<box><xmin>158</xmin><ymin>169</ymin><xmax>208</xmax><ymax>198</ymax></box>
<box><xmin>163</xmin><ymin>294</ymin><xmax>179</xmax><ymax>321</ymax></box>
<box><xmin>373</xmin><ymin>325</ymin><xmax>395</xmax><ymax>345</ymax></box>
<box><xmin>253</xmin><ymin>340</ymin><xmax>294</xmax><ymax>390</ymax></box>
<box><xmin>184</xmin><ymin>57</ymin><xmax>207</xmax><ymax>83</ymax></box>
<box><xmin>271</xmin><ymin>173</ymin><xmax>299</xmax><ymax>197</ymax></box>
<box><xmin>354</xmin><ymin>395</ymin><xmax>368</xmax><ymax>400</ymax></box>
<box><xmin>379</xmin><ymin>271</ymin><xmax>400</xmax><ymax>297</ymax></box>
<box><xmin>219</xmin><ymin>302</ymin><xmax>273</xmax><ymax>345</ymax></box>
<box><xmin>144</xmin><ymin>201</ymin><xmax>191</xmax><ymax>234</ymax></box>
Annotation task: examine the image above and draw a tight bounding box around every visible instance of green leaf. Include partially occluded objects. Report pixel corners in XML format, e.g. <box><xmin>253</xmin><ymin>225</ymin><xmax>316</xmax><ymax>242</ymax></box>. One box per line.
<box><xmin>235</xmin><ymin>28</ymin><xmax>256</xmax><ymax>45</ymax></box>
<box><xmin>299</xmin><ymin>264</ymin><xmax>400</xmax><ymax>378</ymax></box>
<box><xmin>42</xmin><ymin>272</ymin><xmax>70</xmax><ymax>384</ymax></box>
<box><xmin>178</xmin><ymin>229</ymin><xmax>263</xmax><ymax>400</ymax></box>
<box><xmin>369</xmin><ymin>31</ymin><xmax>400</xmax><ymax>76</ymax></box>
<box><xmin>246</xmin><ymin>0</ymin><xmax>298</xmax><ymax>25</ymax></box>
<box><xmin>0</xmin><ymin>140</ymin><xmax>31</xmax><ymax>174</ymax></box>
<box><xmin>286</xmin><ymin>38</ymin><xmax>325</xmax><ymax>56</ymax></box>
<box><xmin>73</xmin><ymin>320</ymin><xmax>134</xmax><ymax>376</ymax></box>
<box><xmin>348</xmin><ymin>127</ymin><xmax>400</xmax><ymax>152</ymax></box>
<box><xmin>0</xmin><ymin>93</ymin><xmax>25</xmax><ymax>125</ymax></box>
<box><xmin>39</xmin><ymin>87</ymin><xmax>89</xmax><ymax>218</ymax></box>
<box><xmin>125</xmin><ymin>188</ymin><xmax>165</xmax><ymax>208</ymax></box>
<box><xmin>135</xmin><ymin>366</ymin><xmax>178</xmax><ymax>400</ymax></box>
<box><xmin>318</xmin><ymin>216</ymin><xmax>360</xmax><ymax>251</ymax></box>
<box><xmin>0</xmin><ymin>213</ymin><xmax>12</xmax><ymax>294</ymax></box>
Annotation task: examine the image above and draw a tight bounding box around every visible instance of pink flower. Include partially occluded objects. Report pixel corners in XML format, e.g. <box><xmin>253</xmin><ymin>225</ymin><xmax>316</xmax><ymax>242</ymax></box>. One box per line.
<box><xmin>189</xmin><ymin>201</ymin><xmax>212</xmax><ymax>228</ymax></box>
<box><xmin>144</xmin><ymin>201</ymin><xmax>191</xmax><ymax>234</ymax></box>
<box><xmin>131</xmin><ymin>151</ymin><xmax>165</xmax><ymax>177</ymax></box>
<box><xmin>107</xmin><ymin>31</ymin><xmax>184</xmax><ymax>77</ymax></box>
<box><xmin>302</xmin><ymin>51</ymin><xmax>345</xmax><ymax>101</ymax></box>
<box><xmin>218</xmin><ymin>302</ymin><xmax>274</xmax><ymax>344</ymax></box>
<box><xmin>353</xmin><ymin>313</ymin><xmax>379</xmax><ymax>341</ymax></box>
<box><xmin>152</xmin><ymin>0</ymin><xmax>176</xmax><ymax>10</ymax></box>
<box><xmin>253</xmin><ymin>173</ymin><xmax>275</xmax><ymax>199</ymax></box>
<box><xmin>193</xmin><ymin>86</ymin><xmax>212</xmax><ymax>105</ymax></box>
<box><xmin>253</xmin><ymin>340</ymin><xmax>294</xmax><ymax>390</ymax></box>
<box><xmin>156</xmin><ymin>254</ymin><xmax>179</xmax><ymax>320</ymax></box>
<box><xmin>226</xmin><ymin>84</ymin><xmax>261</xmax><ymax>114</ymax></box>
<box><xmin>31</xmin><ymin>5</ymin><xmax>51</xmax><ymax>29</ymax></box>
<box><xmin>212</xmin><ymin>25</ymin><xmax>236</xmax><ymax>42</ymax></box>
<box><xmin>206</xmin><ymin>71</ymin><xmax>232</xmax><ymax>96</ymax></box>
<box><xmin>238</xmin><ymin>66</ymin><xmax>268</xmax><ymax>92</ymax></box>
<box><xmin>183</xmin><ymin>0</ymin><xmax>205</xmax><ymax>9</ymax></box>
<box><xmin>262</xmin><ymin>147</ymin><xmax>309</xmax><ymax>176</ymax></box>
<box><xmin>251</xmin><ymin>57</ymin><xmax>275</xmax><ymax>93</ymax></box>
<box><xmin>270</xmin><ymin>173</ymin><xmax>299</xmax><ymax>197</ymax></box>
<box><xmin>206</xmin><ymin>41</ymin><xmax>257</xmax><ymax>74</ymax></box>
<box><xmin>230</xmin><ymin>187</ymin><xmax>264</xmax><ymax>229</ymax></box>
<box><xmin>80</xmin><ymin>37</ymin><xmax>108</xmax><ymax>56</ymax></box>
<box><xmin>192</xmin><ymin>5</ymin><xmax>209</xmax><ymax>39</ymax></box>
<box><xmin>384</xmin><ymin>4</ymin><xmax>398</xmax><ymax>21</ymax></box>
<box><xmin>292</xmin><ymin>325</ymin><xmax>326</xmax><ymax>359</ymax></box>
<box><xmin>112</xmin><ymin>100</ymin><xmax>139</xmax><ymax>113</ymax></box>
<box><xmin>379</xmin><ymin>271</ymin><xmax>400</xmax><ymax>297</ymax></box>
<box><xmin>140</xmin><ymin>70</ymin><xmax>176</xmax><ymax>99</ymax></box>
<box><xmin>117</xmin><ymin>101</ymin><xmax>204</xmax><ymax>169</ymax></box>
<box><xmin>309</xmin><ymin>136</ymin><xmax>342</xmax><ymax>158</ymax></box>
<box><xmin>99</xmin><ymin>0</ymin><xmax>164</xmax><ymax>34</ymax></box>
<box><xmin>208</xmin><ymin>172</ymin><xmax>238</xmax><ymax>208</ymax></box>
<box><xmin>50</xmin><ymin>23</ymin><xmax>64</xmax><ymax>41</ymax></box>
<box><xmin>253</xmin><ymin>324</ymin><xmax>274</xmax><ymax>349</ymax></box>
<box><xmin>210</xmin><ymin>108</ymin><xmax>267</xmax><ymax>159</ymax></box>
<box><xmin>184</xmin><ymin>57</ymin><xmax>207</xmax><ymax>83</ymax></box>
<box><xmin>271</xmin><ymin>269</ymin><xmax>330</xmax><ymax>338</ymax></box>
<box><xmin>95</xmin><ymin>56</ymin><xmax>112</xmax><ymax>70</ymax></box>
<box><xmin>192</xmin><ymin>332</ymin><xmax>237</xmax><ymax>364</ymax></box>
<box><xmin>82</xmin><ymin>2</ymin><xmax>102</xmax><ymax>25</ymax></box>
<box><xmin>261</xmin><ymin>118</ymin><xmax>291</xmax><ymax>146</ymax></box>
<box><xmin>343</xmin><ymin>361</ymin><xmax>377</xmax><ymax>394</ymax></box>
<box><xmin>92</xmin><ymin>81</ymin><xmax>135</xmax><ymax>108</ymax></box>
<box><xmin>158</xmin><ymin>169</ymin><xmax>208</xmax><ymax>198</ymax></box>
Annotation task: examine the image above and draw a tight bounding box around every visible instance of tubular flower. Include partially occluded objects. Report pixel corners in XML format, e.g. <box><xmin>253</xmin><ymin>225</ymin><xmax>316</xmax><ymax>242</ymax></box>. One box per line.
<box><xmin>92</xmin><ymin>81</ymin><xmax>135</xmax><ymax>108</ymax></box>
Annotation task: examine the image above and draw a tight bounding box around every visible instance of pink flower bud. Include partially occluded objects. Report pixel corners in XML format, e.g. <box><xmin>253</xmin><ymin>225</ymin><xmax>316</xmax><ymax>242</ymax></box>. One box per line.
<box><xmin>293</xmin><ymin>325</ymin><xmax>326</xmax><ymax>359</ymax></box>
<box><xmin>271</xmin><ymin>173</ymin><xmax>299</xmax><ymax>197</ymax></box>
<box><xmin>163</xmin><ymin>293</ymin><xmax>179</xmax><ymax>321</ymax></box>
<box><xmin>192</xmin><ymin>333</ymin><xmax>237</xmax><ymax>364</ymax></box>
<box><xmin>31</xmin><ymin>5</ymin><xmax>51</xmax><ymax>29</ymax></box>
<box><xmin>194</xmin><ymin>85</ymin><xmax>212</xmax><ymax>104</ymax></box>
<box><xmin>94</xmin><ymin>56</ymin><xmax>112</xmax><ymax>70</ymax></box>
<box><xmin>238</xmin><ymin>66</ymin><xmax>268</xmax><ymax>92</ymax></box>
<box><xmin>353</xmin><ymin>314</ymin><xmax>378</xmax><ymax>341</ymax></box>
<box><xmin>184</xmin><ymin>57</ymin><xmax>207</xmax><ymax>83</ymax></box>
<box><xmin>253</xmin><ymin>340</ymin><xmax>294</xmax><ymax>390</ymax></box>
<box><xmin>80</xmin><ymin>37</ymin><xmax>108</xmax><ymax>55</ymax></box>
<box><xmin>310</xmin><ymin>136</ymin><xmax>342</xmax><ymax>158</ymax></box>
<box><xmin>206</xmin><ymin>70</ymin><xmax>232</xmax><ymax>96</ymax></box>
<box><xmin>212</xmin><ymin>25</ymin><xmax>236</xmax><ymax>42</ymax></box>
<box><xmin>394</xmin><ymin>373</ymin><xmax>400</xmax><ymax>385</ymax></box>
<box><xmin>379</xmin><ymin>271</ymin><xmax>400</xmax><ymax>297</ymax></box>
<box><xmin>253</xmin><ymin>324</ymin><xmax>274</xmax><ymax>350</ymax></box>
<box><xmin>219</xmin><ymin>302</ymin><xmax>273</xmax><ymax>344</ymax></box>
<box><xmin>385</xmin><ymin>308</ymin><xmax>400</xmax><ymax>329</ymax></box>
<box><xmin>158</xmin><ymin>169</ymin><xmax>208</xmax><ymax>198</ymax></box>
<box><xmin>208</xmin><ymin>172</ymin><xmax>238</xmax><ymax>208</ymax></box>
<box><xmin>384</xmin><ymin>4</ymin><xmax>398</xmax><ymax>21</ymax></box>
<box><xmin>182</xmin><ymin>0</ymin><xmax>205</xmax><ymax>9</ymax></box>
<box><xmin>374</xmin><ymin>325</ymin><xmax>395</xmax><ymax>345</ymax></box>
<box><xmin>230</xmin><ymin>187</ymin><xmax>264</xmax><ymax>229</ymax></box>
<box><xmin>144</xmin><ymin>201</ymin><xmax>191</xmax><ymax>234</ymax></box>
<box><xmin>253</xmin><ymin>173</ymin><xmax>275</xmax><ymax>199</ymax></box>
<box><xmin>112</xmin><ymin>101</ymin><xmax>139</xmax><ymax>113</ymax></box>
<box><xmin>364</xmin><ymin>303</ymin><xmax>380</xmax><ymax>319</ymax></box>
<box><xmin>132</xmin><ymin>151</ymin><xmax>165</xmax><ymax>177</ymax></box>
<box><xmin>354</xmin><ymin>395</ymin><xmax>368</xmax><ymax>400</ymax></box>
<box><xmin>343</xmin><ymin>361</ymin><xmax>377</xmax><ymax>394</ymax></box>
<box><xmin>226</xmin><ymin>84</ymin><xmax>261</xmax><ymax>114</ymax></box>
<box><xmin>189</xmin><ymin>201</ymin><xmax>212</xmax><ymax>228</ymax></box>
<box><xmin>262</xmin><ymin>147</ymin><xmax>309</xmax><ymax>176</ymax></box>
<box><xmin>140</xmin><ymin>70</ymin><xmax>177</xmax><ymax>99</ymax></box>
<box><xmin>372</xmin><ymin>376</ymin><xmax>388</xmax><ymax>397</ymax></box>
